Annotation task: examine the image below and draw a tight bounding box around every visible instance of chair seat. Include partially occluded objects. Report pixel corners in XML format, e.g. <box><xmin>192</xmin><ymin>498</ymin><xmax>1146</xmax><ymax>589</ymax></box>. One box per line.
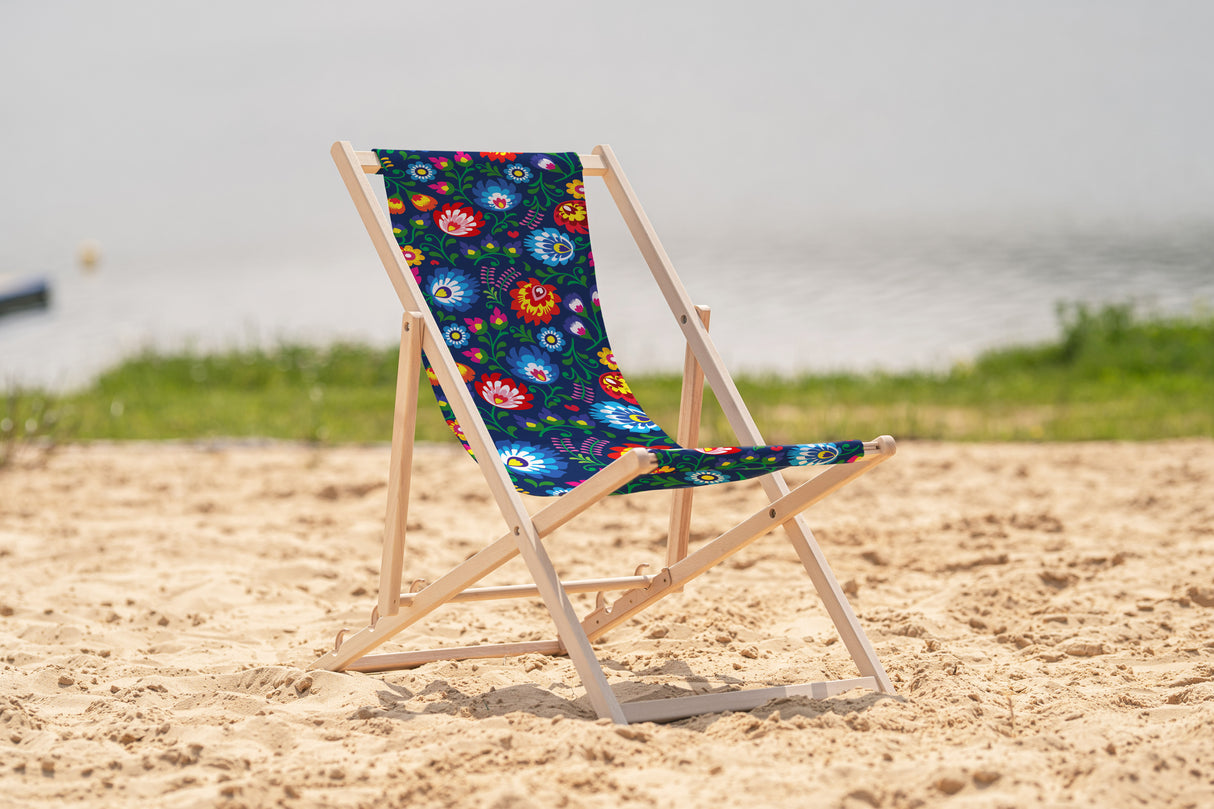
<box><xmin>485</xmin><ymin>425</ymin><xmax>864</xmax><ymax>496</ymax></box>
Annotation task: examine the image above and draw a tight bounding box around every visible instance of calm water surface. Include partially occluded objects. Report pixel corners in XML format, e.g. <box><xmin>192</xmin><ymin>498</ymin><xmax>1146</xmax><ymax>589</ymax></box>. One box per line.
<box><xmin>4</xmin><ymin>5</ymin><xmax>1213</xmax><ymax>389</ymax></box>
<box><xmin>3</xmin><ymin>217</ymin><xmax>1211</xmax><ymax>391</ymax></box>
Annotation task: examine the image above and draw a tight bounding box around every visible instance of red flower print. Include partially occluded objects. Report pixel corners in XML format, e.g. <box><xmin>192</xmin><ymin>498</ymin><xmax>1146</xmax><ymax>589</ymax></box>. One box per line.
<box><xmin>510</xmin><ymin>278</ymin><xmax>562</xmax><ymax>325</ymax></box>
<box><xmin>476</xmin><ymin>373</ymin><xmax>533</xmax><ymax>410</ymax></box>
<box><xmin>480</xmin><ymin>152</ymin><xmax>517</xmax><ymax>162</ymax></box>
<box><xmin>553</xmin><ymin>199</ymin><xmax>589</xmax><ymax>234</ymax></box>
<box><xmin>434</xmin><ymin>204</ymin><xmax>485</xmax><ymax>237</ymax></box>
<box><xmin>411</xmin><ymin>193</ymin><xmax>438</xmax><ymax>212</ymax></box>
<box><xmin>388</xmin><ymin>197</ymin><xmax>405</xmax><ymax>214</ymax></box>
<box><xmin>599</xmin><ymin>371</ymin><xmax>637</xmax><ymax>404</ymax></box>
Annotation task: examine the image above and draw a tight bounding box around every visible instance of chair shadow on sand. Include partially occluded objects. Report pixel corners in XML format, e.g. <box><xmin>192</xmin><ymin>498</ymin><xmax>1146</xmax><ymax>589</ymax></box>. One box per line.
<box><xmin>349</xmin><ymin>655</ymin><xmax>904</xmax><ymax>729</ymax></box>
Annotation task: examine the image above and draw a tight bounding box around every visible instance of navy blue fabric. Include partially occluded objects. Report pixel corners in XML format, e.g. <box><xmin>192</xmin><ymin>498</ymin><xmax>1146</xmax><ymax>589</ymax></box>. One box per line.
<box><xmin>375</xmin><ymin>149</ymin><xmax>864</xmax><ymax>495</ymax></box>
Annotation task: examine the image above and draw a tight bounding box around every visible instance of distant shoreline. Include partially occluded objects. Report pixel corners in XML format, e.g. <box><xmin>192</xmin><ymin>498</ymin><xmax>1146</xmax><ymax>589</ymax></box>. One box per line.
<box><xmin>4</xmin><ymin>304</ymin><xmax>1211</xmax><ymax>452</ymax></box>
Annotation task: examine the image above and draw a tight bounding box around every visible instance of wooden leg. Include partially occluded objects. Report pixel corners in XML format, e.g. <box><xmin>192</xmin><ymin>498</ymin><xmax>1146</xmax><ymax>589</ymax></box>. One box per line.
<box><xmin>781</xmin><ymin>513</ymin><xmax>896</xmax><ymax>693</ymax></box>
<box><xmin>378</xmin><ymin>312</ymin><xmax>424</xmax><ymax>619</ymax></box>
<box><xmin>667</xmin><ymin>304</ymin><xmax>710</xmax><ymax>568</ymax></box>
<box><xmin>764</xmin><ymin>437</ymin><xmax>898</xmax><ymax>693</ymax></box>
<box><xmin>511</xmin><ymin>521</ymin><xmax>628</xmax><ymax>723</ymax></box>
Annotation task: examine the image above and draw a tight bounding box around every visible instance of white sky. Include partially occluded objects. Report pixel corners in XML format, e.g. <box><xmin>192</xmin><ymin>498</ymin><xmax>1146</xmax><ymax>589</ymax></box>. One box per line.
<box><xmin>2</xmin><ymin>1</ymin><xmax>1213</xmax><ymax>270</ymax></box>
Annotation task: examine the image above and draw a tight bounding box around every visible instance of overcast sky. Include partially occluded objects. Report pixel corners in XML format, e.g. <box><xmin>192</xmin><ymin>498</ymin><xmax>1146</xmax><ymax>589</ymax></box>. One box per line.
<box><xmin>3</xmin><ymin>1</ymin><xmax>1213</xmax><ymax>272</ymax></box>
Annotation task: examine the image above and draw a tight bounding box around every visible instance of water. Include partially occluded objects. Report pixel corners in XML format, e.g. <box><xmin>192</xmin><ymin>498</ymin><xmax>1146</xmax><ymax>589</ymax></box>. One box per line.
<box><xmin>3</xmin><ymin>2</ymin><xmax>1213</xmax><ymax>389</ymax></box>
<box><xmin>3</xmin><ymin>213</ymin><xmax>1212</xmax><ymax>391</ymax></box>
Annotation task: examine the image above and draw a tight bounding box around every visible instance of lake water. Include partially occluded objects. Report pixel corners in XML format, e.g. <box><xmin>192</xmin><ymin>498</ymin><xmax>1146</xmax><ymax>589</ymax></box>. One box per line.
<box><xmin>3</xmin><ymin>4</ymin><xmax>1213</xmax><ymax>390</ymax></box>
<box><xmin>3</xmin><ymin>213</ymin><xmax>1212</xmax><ymax>391</ymax></box>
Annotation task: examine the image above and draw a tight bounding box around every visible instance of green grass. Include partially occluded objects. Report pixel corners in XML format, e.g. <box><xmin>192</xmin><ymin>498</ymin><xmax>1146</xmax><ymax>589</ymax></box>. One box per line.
<box><xmin>16</xmin><ymin>303</ymin><xmax>1214</xmax><ymax>447</ymax></box>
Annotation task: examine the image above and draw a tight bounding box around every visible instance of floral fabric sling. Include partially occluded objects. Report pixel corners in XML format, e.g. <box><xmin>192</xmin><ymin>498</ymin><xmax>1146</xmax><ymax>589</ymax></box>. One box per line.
<box><xmin>376</xmin><ymin>149</ymin><xmax>864</xmax><ymax>496</ymax></box>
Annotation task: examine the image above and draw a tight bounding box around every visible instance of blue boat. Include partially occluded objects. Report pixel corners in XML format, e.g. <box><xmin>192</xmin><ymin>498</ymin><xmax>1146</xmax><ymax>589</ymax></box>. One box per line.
<box><xmin>0</xmin><ymin>276</ymin><xmax>51</xmax><ymax>316</ymax></box>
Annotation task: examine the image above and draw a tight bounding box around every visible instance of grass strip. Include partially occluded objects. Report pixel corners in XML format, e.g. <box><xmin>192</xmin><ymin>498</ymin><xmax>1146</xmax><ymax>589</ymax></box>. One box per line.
<box><xmin>8</xmin><ymin>302</ymin><xmax>1213</xmax><ymax>449</ymax></box>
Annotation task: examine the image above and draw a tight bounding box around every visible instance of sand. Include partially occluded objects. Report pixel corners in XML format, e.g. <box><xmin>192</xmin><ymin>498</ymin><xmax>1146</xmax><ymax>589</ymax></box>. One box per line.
<box><xmin>2</xmin><ymin>439</ymin><xmax>1213</xmax><ymax>808</ymax></box>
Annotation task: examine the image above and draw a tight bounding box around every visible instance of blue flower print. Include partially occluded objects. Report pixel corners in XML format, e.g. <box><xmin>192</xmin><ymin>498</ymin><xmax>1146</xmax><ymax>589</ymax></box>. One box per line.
<box><xmin>471</xmin><ymin>180</ymin><xmax>522</xmax><ymax>212</ymax></box>
<box><xmin>685</xmin><ymin>469</ymin><xmax>733</xmax><ymax>486</ymax></box>
<box><xmin>513</xmin><ymin>413</ymin><xmax>545</xmax><ymax>431</ymax></box>
<box><xmin>497</xmin><ymin>441</ymin><xmax>567</xmax><ymax>478</ymax></box>
<box><xmin>536</xmin><ymin>407</ymin><xmax>564</xmax><ymax>425</ymax></box>
<box><xmin>788</xmin><ymin>443</ymin><xmax>841</xmax><ymax>465</ymax></box>
<box><xmin>443</xmin><ymin>323</ymin><xmax>470</xmax><ymax>348</ymax></box>
<box><xmin>504</xmin><ymin>163</ymin><xmax>533</xmax><ymax>183</ymax></box>
<box><xmin>590</xmin><ymin>402</ymin><xmax>661</xmax><ymax>434</ymax></box>
<box><xmin>525</xmin><ymin>228</ymin><xmax>576</xmax><ymax>266</ymax></box>
<box><xmin>407</xmin><ymin>161</ymin><xmax>437</xmax><ymax>182</ymax></box>
<box><xmin>426</xmin><ymin>268</ymin><xmax>479</xmax><ymax>312</ymax></box>
<box><xmin>537</xmin><ymin>327</ymin><xmax>566</xmax><ymax>352</ymax></box>
<box><xmin>506</xmin><ymin>346</ymin><xmax>560</xmax><ymax>385</ymax></box>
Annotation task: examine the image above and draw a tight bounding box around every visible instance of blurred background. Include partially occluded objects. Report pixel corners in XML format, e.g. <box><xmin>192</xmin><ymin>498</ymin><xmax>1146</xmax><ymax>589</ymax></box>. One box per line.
<box><xmin>3</xmin><ymin>0</ymin><xmax>1213</xmax><ymax>390</ymax></box>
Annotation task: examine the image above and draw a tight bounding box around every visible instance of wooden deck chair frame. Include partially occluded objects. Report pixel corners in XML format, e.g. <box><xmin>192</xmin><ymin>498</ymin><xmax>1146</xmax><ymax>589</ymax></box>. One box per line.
<box><xmin>312</xmin><ymin>142</ymin><xmax>898</xmax><ymax>724</ymax></box>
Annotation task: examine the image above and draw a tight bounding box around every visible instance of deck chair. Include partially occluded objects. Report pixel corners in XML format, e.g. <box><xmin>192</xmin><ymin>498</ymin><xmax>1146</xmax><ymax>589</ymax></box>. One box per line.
<box><xmin>312</xmin><ymin>143</ymin><xmax>898</xmax><ymax>724</ymax></box>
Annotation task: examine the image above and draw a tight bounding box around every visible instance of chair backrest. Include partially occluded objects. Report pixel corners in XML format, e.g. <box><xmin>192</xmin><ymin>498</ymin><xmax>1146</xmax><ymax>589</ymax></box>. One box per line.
<box><xmin>377</xmin><ymin>149</ymin><xmax>678</xmax><ymax>494</ymax></box>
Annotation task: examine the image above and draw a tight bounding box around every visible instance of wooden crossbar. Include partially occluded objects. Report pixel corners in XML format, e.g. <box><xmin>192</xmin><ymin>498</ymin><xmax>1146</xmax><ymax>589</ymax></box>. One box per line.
<box><xmin>355</xmin><ymin>150</ymin><xmax>608</xmax><ymax>176</ymax></box>
<box><xmin>398</xmin><ymin>574</ymin><xmax>657</xmax><ymax>605</ymax></box>
<box><xmin>348</xmin><ymin>641</ymin><xmax>565</xmax><ymax>673</ymax></box>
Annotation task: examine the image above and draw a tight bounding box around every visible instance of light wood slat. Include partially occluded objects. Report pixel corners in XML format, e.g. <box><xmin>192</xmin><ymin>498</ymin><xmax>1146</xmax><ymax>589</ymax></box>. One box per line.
<box><xmin>356</xmin><ymin>150</ymin><xmax>607</xmax><ymax>176</ymax></box>
<box><xmin>331</xmin><ymin>141</ymin><xmax>529</xmax><ymax>547</ymax></box>
<box><xmin>400</xmin><ymin>574</ymin><xmax>656</xmax><ymax>606</ymax></box>
<box><xmin>378</xmin><ymin>312</ymin><xmax>424</xmax><ymax>619</ymax></box>
<box><xmin>667</xmin><ymin>304</ymin><xmax>711</xmax><ymax>568</ymax></box>
<box><xmin>620</xmin><ymin>677</ymin><xmax>879</xmax><ymax>724</ymax></box>
<box><xmin>348</xmin><ymin>641</ymin><xmax>564</xmax><ymax>673</ymax></box>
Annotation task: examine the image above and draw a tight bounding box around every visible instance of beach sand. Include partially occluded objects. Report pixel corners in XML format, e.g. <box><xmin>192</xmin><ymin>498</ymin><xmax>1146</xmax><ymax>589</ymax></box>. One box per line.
<box><xmin>2</xmin><ymin>439</ymin><xmax>1212</xmax><ymax>808</ymax></box>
